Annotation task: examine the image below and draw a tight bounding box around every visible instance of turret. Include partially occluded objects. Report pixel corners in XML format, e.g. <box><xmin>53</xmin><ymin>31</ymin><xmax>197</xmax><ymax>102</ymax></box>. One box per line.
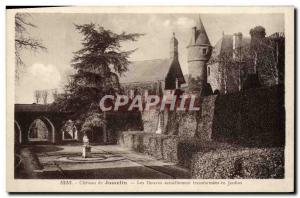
<box><xmin>187</xmin><ymin>16</ymin><xmax>212</xmax><ymax>96</ymax></box>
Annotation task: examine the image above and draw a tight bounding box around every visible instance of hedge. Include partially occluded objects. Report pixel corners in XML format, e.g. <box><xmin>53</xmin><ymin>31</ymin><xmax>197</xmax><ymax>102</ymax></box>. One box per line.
<box><xmin>119</xmin><ymin>132</ymin><xmax>179</xmax><ymax>163</ymax></box>
<box><xmin>119</xmin><ymin>132</ymin><xmax>233</xmax><ymax>167</ymax></box>
<box><xmin>191</xmin><ymin>147</ymin><xmax>284</xmax><ymax>179</ymax></box>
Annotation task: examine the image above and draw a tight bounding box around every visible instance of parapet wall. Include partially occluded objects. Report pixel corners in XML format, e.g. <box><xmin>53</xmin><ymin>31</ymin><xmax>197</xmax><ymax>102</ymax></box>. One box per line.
<box><xmin>119</xmin><ymin>85</ymin><xmax>285</xmax><ymax>175</ymax></box>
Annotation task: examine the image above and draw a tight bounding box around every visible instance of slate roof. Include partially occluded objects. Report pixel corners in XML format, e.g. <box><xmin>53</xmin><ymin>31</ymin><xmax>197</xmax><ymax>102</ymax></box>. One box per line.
<box><xmin>189</xmin><ymin>16</ymin><xmax>211</xmax><ymax>46</ymax></box>
<box><xmin>119</xmin><ymin>59</ymin><xmax>171</xmax><ymax>84</ymax></box>
<box><xmin>211</xmin><ymin>35</ymin><xmax>251</xmax><ymax>59</ymax></box>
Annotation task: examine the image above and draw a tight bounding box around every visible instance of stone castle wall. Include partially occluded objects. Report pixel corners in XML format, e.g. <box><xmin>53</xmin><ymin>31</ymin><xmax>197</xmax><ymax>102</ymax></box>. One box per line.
<box><xmin>119</xmin><ymin>85</ymin><xmax>285</xmax><ymax>170</ymax></box>
<box><xmin>123</xmin><ymin>85</ymin><xmax>285</xmax><ymax>147</ymax></box>
<box><xmin>141</xmin><ymin>110</ymin><xmax>159</xmax><ymax>133</ymax></box>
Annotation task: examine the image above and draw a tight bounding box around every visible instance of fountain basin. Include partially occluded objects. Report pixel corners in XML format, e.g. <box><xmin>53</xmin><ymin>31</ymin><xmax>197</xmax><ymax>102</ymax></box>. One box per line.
<box><xmin>55</xmin><ymin>154</ymin><xmax>125</xmax><ymax>163</ymax></box>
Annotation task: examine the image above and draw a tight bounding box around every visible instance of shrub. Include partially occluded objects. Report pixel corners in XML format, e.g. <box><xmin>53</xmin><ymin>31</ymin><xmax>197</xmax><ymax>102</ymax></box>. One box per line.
<box><xmin>177</xmin><ymin>139</ymin><xmax>232</xmax><ymax>168</ymax></box>
<box><xmin>191</xmin><ymin>147</ymin><xmax>284</xmax><ymax>179</ymax></box>
<box><xmin>162</xmin><ymin>136</ymin><xmax>178</xmax><ymax>162</ymax></box>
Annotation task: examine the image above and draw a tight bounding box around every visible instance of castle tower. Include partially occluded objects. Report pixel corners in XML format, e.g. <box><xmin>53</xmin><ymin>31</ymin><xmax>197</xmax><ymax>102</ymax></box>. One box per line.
<box><xmin>187</xmin><ymin>16</ymin><xmax>212</xmax><ymax>96</ymax></box>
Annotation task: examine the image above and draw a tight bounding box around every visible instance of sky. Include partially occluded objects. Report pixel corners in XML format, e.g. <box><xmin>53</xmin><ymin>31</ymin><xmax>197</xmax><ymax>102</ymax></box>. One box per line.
<box><xmin>15</xmin><ymin>13</ymin><xmax>284</xmax><ymax>103</ymax></box>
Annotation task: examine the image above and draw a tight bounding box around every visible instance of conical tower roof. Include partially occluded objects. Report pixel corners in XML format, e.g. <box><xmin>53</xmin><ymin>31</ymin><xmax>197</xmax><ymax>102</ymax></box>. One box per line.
<box><xmin>189</xmin><ymin>15</ymin><xmax>211</xmax><ymax>46</ymax></box>
<box><xmin>195</xmin><ymin>16</ymin><xmax>211</xmax><ymax>46</ymax></box>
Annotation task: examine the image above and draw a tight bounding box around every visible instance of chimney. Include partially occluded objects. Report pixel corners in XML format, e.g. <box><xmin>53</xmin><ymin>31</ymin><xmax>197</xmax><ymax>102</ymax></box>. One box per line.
<box><xmin>233</xmin><ymin>32</ymin><xmax>243</xmax><ymax>60</ymax></box>
<box><xmin>192</xmin><ymin>27</ymin><xmax>197</xmax><ymax>43</ymax></box>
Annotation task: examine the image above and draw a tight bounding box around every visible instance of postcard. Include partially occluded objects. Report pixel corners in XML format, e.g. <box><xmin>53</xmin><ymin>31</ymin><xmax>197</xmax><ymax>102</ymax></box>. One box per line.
<box><xmin>6</xmin><ymin>6</ymin><xmax>294</xmax><ymax>192</ymax></box>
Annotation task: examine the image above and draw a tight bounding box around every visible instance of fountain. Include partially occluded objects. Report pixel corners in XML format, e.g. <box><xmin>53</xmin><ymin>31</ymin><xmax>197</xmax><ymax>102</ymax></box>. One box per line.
<box><xmin>55</xmin><ymin>129</ymin><xmax>125</xmax><ymax>163</ymax></box>
<box><xmin>82</xmin><ymin>132</ymin><xmax>91</xmax><ymax>158</ymax></box>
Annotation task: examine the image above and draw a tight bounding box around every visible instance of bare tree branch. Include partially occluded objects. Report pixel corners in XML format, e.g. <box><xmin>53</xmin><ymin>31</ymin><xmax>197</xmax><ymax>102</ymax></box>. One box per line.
<box><xmin>15</xmin><ymin>13</ymin><xmax>46</xmax><ymax>79</ymax></box>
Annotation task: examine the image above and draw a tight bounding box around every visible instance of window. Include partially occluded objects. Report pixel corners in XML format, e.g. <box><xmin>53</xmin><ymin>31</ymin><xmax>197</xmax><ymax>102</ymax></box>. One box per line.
<box><xmin>208</xmin><ymin>67</ymin><xmax>210</xmax><ymax>76</ymax></box>
<box><xmin>202</xmin><ymin>48</ymin><xmax>207</xmax><ymax>55</ymax></box>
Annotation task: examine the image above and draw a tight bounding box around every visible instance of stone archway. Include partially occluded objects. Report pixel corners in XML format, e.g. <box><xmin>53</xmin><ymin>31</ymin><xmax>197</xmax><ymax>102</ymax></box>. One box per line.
<box><xmin>43</xmin><ymin>116</ymin><xmax>55</xmax><ymax>143</ymax></box>
<box><xmin>27</xmin><ymin>116</ymin><xmax>55</xmax><ymax>143</ymax></box>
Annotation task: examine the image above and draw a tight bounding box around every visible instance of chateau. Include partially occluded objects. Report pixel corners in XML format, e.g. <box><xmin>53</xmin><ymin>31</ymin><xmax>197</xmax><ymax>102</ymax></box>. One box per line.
<box><xmin>118</xmin><ymin>15</ymin><xmax>285</xmax><ymax>136</ymax></box>
<box><xmin>120</xmin><ymin>17</ymin><xmax>214</xmax><ymax>98</ymax></box>
<box><xmin>22</xmin><ymin>15</ymin><xmax>285</xmax><ymax>144</ymax></box>
<box><xmin>13</xmin><ymin>10</ymin><xmax>288</xmax><ymax>182</ymax></box>
<box><xmin>120</xmin><ymin>16</ymin><xmax>285</xmax><ymax>97</ymax></box>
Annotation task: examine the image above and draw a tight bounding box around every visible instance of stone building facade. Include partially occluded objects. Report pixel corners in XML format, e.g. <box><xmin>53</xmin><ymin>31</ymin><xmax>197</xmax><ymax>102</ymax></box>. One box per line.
<box><xmin>207</xmin><ymin>26</ymin><xmax>285</xmax><ymax>95</ymax></box>
<box><xmin>119</xmin><ymin>16</ymin><xmax>285</xmax><ymax>137</ymax></box>
<box><xmin>120</xmin><ymin>33</ymin><xmax>185</xmax><ymax>99</ymax></box>
<box><xmin>120</xmin><ymin>33</ymin><xmax>186</xmax><ymax>134</ymax></box>
<box><xmin>207</xmin><ymin>33</ymin><xmax>252</xmax><ymax>94</ymax></box>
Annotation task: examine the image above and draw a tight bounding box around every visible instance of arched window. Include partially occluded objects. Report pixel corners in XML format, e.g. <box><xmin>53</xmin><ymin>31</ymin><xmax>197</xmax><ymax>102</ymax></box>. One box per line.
<box><xmin>202</xmin><ymin>48</ymin><xmax>207</xmax><ymax>55</ymax></box>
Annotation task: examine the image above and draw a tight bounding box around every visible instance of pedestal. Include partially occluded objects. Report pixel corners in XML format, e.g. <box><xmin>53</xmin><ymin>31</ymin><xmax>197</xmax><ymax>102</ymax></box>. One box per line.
<box><xmin>82</xmin><ymin>145</ymin><xmax>91</xmax><ymax>158</ymax></box>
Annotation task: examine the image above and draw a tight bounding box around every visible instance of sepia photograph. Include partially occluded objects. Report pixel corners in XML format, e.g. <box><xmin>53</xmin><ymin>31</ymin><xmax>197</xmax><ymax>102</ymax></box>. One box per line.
<box><xmin>6</xmin><ymin>6</ymin><xmax>294</xmax><ymax>192</ymax></box>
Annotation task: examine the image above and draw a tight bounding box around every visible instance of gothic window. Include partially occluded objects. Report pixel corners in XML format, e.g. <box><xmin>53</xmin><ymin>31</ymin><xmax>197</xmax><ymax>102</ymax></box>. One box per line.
<box><xmin>208</xmin><ymin>67</ymin><xmax>210</xmax><ymax>76</ymax></box>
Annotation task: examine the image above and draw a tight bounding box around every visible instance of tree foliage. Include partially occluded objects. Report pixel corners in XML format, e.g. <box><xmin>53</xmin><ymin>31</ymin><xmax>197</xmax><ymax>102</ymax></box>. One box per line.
<box><xmin>53</xmin><ymin>23</ymin><xmax>143</xmax><ymax>130</ymax></box>
<box><xmin>250</xmin><ymin>26</ymin><xmax>279</xmax><ymax>86</ymax></box>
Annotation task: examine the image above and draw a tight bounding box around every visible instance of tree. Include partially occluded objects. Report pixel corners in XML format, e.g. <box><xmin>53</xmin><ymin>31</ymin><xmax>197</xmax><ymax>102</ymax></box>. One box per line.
<box><xmin>34</xmin><ymin>90</ymin><xmax>41</xmax><ymax>104</ymax></box>
<box><xmin>41</xmin><ymin>90</ymin><xmax>48</xmax><ymax>104</ymax></box>
<box><xmin>250</xmin><ymin>26</ymin><xmax>279</xmax><ymax>86</ymax></box>
<box><xmin>53</xmin><ymin>23</ymin><xmax>143</xmax><ymax>133</ymax></box>
<box><xmin>15</xmin><ymin>13</ymin><xmax>46</xmax><ymax>78</ymax></box>
<box><xmin>52</xmin><ymin>89</ymin><xmax>59</xmax><ymax>101</ymax></box>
